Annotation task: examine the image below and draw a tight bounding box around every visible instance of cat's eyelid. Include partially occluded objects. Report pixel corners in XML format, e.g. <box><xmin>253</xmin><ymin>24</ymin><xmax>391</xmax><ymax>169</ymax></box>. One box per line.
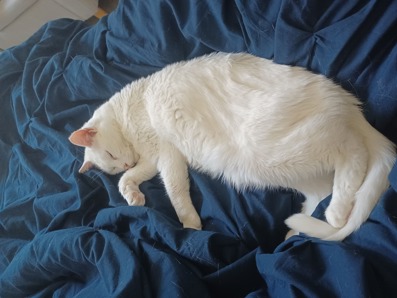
<box><xmin>106</xmin><ymin>151</ymin><xmax>117</xmax><ymax>160</ymax></box>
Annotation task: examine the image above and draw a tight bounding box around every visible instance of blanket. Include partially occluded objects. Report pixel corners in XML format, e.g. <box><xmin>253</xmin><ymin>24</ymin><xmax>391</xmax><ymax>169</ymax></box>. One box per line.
<box><xmin>1</xmin><ymin>0</ymin><xmax>396</xmax><ymax>297</ymax></box>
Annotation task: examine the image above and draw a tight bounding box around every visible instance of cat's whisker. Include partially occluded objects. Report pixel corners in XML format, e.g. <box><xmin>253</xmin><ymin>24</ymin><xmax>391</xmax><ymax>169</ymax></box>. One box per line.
<box><xmin>84</xmin><ymin>169</ymin><xmax>105</xmax><ymax>183</ymax></box>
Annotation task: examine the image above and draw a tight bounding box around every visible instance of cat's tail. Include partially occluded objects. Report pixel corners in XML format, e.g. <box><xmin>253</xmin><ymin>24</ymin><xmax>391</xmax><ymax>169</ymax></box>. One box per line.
<box><xmin>286</xmin><ymin>119</ymin><xmax>396</xmax><ymax>241</ymax></box>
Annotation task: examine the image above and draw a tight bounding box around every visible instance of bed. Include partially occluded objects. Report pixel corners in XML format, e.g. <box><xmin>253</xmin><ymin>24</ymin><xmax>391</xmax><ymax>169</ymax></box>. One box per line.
<box><xmin>1</xmin><ymin>0</ymin><xmax>397</xmax><ymax>297</ymax></box>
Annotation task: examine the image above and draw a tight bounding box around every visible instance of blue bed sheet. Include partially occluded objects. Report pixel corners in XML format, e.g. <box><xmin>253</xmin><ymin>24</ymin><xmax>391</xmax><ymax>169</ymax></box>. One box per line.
<box><xmin>1</xmin><ymin>0</ymin><xmax>396</xmax><ymax>297</ymax></box>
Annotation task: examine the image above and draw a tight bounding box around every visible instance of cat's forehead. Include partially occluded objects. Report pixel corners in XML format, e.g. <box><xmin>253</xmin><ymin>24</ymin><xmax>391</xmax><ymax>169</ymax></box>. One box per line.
<box><xmin>84</xmin><ymin>147</ymin><xmax>115</xmax><ymax>170</ymax></box>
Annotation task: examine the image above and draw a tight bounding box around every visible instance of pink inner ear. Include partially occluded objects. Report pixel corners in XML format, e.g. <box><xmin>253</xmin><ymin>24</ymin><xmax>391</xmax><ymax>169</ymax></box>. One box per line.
<box><xmin>69</xmin><ymin>128</ymin><xmax>97</xmax><ymax>147</ymax></box>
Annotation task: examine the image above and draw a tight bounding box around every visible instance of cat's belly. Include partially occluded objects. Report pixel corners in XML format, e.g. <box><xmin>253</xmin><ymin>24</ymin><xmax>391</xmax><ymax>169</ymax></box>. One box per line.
<box><xmin>184</xmin><ymin>145</ymin><xmax>295</xmax><ymax>189</ymax></box>
<box><xmin>181</xmin><ymin>134</ymin><xmax>336</xmax><ymax>192</ymax></box>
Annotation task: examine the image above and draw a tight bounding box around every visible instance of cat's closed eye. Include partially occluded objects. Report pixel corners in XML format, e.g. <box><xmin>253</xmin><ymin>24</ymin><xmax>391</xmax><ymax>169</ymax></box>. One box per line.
<box><xmin>106</xmin><ymin>151</ymin><xmax>118</xmax><ymax>160</ymax></box>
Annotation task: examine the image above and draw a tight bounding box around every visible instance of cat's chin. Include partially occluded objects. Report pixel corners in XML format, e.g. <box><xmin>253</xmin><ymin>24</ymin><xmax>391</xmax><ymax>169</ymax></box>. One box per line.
<box><xmin>109</xmin><ymin>164</ymin><xmax>136</xmax><ymax>175</ymax></box>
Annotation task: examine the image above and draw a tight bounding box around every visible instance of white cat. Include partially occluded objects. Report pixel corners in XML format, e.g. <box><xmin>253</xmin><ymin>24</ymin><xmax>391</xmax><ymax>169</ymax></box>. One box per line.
<box><xmin>69</xmin><ymin>52</ymin><xmax>395</xmax><ymax>241</ymax></box>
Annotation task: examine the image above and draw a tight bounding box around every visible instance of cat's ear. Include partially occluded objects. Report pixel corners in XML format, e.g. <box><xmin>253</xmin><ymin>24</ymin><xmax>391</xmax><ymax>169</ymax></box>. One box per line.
<box><xmin>69</xmin><ymin>128</ymin><xmax>97</xmax><ymax>147</ymax></box>
<box><xmin>79</xmin><ymin>161</ymin><xmax>94</xmax><ymax>173</ymax></box>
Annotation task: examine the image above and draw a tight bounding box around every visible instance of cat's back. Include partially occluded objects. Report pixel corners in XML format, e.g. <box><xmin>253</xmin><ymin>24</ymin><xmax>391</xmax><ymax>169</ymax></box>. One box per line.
<box><xmin>145</xmin><ymin>52</ymin><xmax>298</xmax><ymax>130</ymax></box>
<box><xmin>145</xmin><ymin>52</ymin><xmax>357</xmax><ymax>140</ymax></box>
<box><xmin>148</xmin><ymin>52</ymin><xmax>356</xmax><ymax>110</ymax></box>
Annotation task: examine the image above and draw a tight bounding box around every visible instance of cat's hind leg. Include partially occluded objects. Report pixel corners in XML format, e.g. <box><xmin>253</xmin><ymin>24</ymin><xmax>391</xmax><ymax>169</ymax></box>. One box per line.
<box><xmin>325</xmin><ymin>136</ymin><xmax>368</xmax><ymax>228</ymax></box>
<box><xmin>293</xmin><ymin>173</ymin><xmax>334</xmax><ymax>216</ymax></box>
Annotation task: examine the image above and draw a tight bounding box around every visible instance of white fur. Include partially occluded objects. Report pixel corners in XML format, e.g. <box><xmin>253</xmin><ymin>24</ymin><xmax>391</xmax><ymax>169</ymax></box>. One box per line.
<box><xmin>70</xmin><ymin>52</ymin><xmax>396</xmax><ymax>240</ymax></box>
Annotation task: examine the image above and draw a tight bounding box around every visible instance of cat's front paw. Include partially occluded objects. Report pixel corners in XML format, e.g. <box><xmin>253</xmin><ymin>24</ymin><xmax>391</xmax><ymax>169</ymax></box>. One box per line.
<box><xmin>181</xmin><ymin>213</ymin><xmax>202</xmax><ymax>230</ymax></box>
<box><xmin>125</xmin><ymin>189</ymin><xmax>146</xmax><ymax>206</ymax></box>
<box><xmin>119</xmin><ymin>176</ymin><xmax>145</xmax><ymax>206</ymax></box>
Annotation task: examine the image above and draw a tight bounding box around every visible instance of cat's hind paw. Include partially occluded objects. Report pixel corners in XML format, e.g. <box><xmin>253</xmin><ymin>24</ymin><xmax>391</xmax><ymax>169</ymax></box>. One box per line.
<box><xmin>325</xmin><ymin>203</ymin><xmax>350</xmax><ymax>228</ymax></box>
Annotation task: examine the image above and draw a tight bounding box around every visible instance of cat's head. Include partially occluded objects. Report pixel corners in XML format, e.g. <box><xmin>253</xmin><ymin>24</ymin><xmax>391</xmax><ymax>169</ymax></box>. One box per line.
<box><xmin>69</xmin><ymin>105</ymin><xmax>139</xmax><ymax>175</ymax></box>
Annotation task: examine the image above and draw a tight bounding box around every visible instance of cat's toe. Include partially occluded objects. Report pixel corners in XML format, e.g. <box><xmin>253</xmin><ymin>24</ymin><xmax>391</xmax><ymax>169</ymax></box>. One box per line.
<box><xmin>182</xmin><ymin>213</ymin><xmax>202</xmax><ymax>230</ymax></box>
<box><xmin>118</xmin><ymin>178</ymin><xmax>145</xmax><ymax>206</ymax></box>
<box><xmin>183</xmin><ymin>222</ymin><xmax>202</xmax><ymax>230</ymax></box>
<box><xmin>126</xmin><ymin>190</ymin><xmax>146</xmax><ymax>206</ymax></box>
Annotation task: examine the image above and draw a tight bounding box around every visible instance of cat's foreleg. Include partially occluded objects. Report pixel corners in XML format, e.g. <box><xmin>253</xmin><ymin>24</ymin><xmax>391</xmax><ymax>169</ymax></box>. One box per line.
<box><xmin>158</xmin><ymin>142</ymin><xmax>202</xmax><ymax>230</ymax></box>
<box><xmin>118</xmin><ymin>159</ymin><xmax>157</xmax><ymax>206</ymax></box>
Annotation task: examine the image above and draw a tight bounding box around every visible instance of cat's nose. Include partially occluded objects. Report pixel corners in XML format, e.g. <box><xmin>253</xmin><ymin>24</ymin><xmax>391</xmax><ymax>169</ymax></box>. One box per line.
<box><xmin>124</xmin><ymin>162</ymin><xmax>136</xmax><ymax>170</ymax></box>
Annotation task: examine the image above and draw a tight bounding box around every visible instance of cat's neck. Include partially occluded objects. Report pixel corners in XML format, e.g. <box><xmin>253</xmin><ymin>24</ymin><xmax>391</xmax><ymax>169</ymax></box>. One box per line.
<box><xmin>109</xmin><ymin>79</ymin><xmax>147</xmax><ymax>121</ymax></box>
<box><xmin>107</xmin><ymin>78</ymin><xmax>156</xmax><ymax>146</ymax></box>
